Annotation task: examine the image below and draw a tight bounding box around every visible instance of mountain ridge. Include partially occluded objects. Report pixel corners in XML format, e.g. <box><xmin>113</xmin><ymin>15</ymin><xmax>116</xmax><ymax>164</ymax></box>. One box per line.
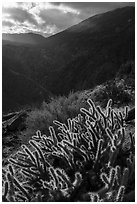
<box><xmin>2</xmin><ymin>6</ymin><xmax>134</xmax><ymax>45</ymax></box>
<box><xmin>2</xmin><ymin>32</ymin><xmax>46</xmax><ymax>45</ymax></box>
<box><xmin>2</xmin><ymin>6</ymin><xmax>135</xmax><ymax>111</ymax></box>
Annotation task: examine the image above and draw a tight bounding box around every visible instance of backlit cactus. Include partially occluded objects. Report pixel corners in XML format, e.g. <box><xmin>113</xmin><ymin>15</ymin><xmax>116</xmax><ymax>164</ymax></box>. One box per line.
<box><xmin>2</xmin><ymin>99</ymin><xmax>134</xmax><ymax>201</ymax></box>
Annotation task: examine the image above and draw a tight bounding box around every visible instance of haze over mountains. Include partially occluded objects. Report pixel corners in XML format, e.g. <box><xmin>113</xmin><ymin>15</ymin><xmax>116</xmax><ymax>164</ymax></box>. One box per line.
<box><xmin>2</xmin><ymin>33</ymin><xmax>46</xmax><ymax>45</ymax></box>
<box><xmin>2</xmin><ymin>6</ymin><xmax>135</xmax><ymax>112</ymax></box>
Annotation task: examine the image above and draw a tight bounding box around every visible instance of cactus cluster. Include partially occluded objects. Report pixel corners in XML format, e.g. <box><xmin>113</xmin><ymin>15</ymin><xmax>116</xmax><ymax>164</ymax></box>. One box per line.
<box><xmin>2</xmin><ymin>99</ymin><xmax>135</xmax><ymax>201</ymax></box>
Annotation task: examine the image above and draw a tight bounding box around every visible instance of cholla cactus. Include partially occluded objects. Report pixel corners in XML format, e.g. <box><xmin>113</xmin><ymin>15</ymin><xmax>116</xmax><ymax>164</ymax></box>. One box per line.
<box><xmin>2</xmin><ymin>99</ymin><xmax>134</xmax><ymax>201</ymax></box>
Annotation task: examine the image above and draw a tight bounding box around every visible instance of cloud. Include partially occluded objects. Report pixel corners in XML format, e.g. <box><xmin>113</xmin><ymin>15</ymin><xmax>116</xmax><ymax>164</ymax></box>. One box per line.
<box><xmin>39</xmin><ymin>9</ymin><xmax>80</xmax><ymax>30</ymax></box>
<box><xmin>2</xmin><ymin>20</ymin><xmax>15</xmax><ymax>27</ymax></box>
<box><xmin>2</xmin><ymin>2</ymin><xmax>81</xmax><ymax>35</ymax></box>
<box><xmin>56</xmin><ymin>2</ymin><xmax>135</xmax><ymax>19</ymax></box>
<box><xmin>3</xmin><ymin>6</ymin><xmax>37</xmax><ymax>25</ymax></box>
<box><xmin>2</xmin><ymin>2</ymin><xmax>135</xmax><ymax>36</ymax></box>
<box><xmin>57</xmin><ymin>2</ymin><xmax>134</xmax><ymax>12</ymax></box>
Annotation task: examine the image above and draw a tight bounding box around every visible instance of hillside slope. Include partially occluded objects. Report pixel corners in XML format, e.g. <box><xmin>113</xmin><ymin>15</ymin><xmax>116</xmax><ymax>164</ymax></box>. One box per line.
<box><xmin>2</xmin><ymin>56</ymin><xmax>51</xmax><ymax>112</ymax></box>
<box><xmin>2</xmin><ymin>33</ymin><xmax>46</xmax><ymax>45</ymax></box>
<box><xmin>45</xmin><ymin>6</ymin><xmax>134</xmax><ymax>94</ymax></box>
<box><xmin>2</xmin><ymin>6</ymin><xmax>135</xmax><ymax>111</ymax></box>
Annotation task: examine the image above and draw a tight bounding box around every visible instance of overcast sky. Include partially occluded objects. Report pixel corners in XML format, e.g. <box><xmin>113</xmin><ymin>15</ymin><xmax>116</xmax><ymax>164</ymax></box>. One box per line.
<box><xmin>2</xmin><ymin>2</ymin><xmax>134</xmax><ymax>37</ymax></box>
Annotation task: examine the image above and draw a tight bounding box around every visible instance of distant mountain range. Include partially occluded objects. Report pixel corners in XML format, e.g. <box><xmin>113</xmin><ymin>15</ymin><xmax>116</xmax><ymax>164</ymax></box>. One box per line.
<box><xmin>2</xmin><ymin>6</ymin><xmax>135</xmax><ymax>112</ymax></box>
<box><xmin>2</xmin><ymin>33</ymin><xmax>46</xmax><ymax>45</ymax></box>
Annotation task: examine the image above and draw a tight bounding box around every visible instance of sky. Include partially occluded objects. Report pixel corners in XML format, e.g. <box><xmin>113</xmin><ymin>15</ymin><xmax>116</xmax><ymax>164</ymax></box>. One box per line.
<box><xmin>2</xmin><ymin>2</ymin><xmax>135</xmax><ymax>37</ymax></box>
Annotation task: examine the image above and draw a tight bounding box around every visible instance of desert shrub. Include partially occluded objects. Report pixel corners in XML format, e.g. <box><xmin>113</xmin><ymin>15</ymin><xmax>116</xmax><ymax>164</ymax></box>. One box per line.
<box><xmin>22</xmin><ymin>91</ymin><xmax>91</xmax><ymax>143</ymax></box>
<box><xmin>3</xmin><ymin>99</ymin><xmax>135</xmax><ymax>201</ymax></box>
<box><xmin>117</xmin><ymin>61</ymin><xmax>135</xmax><ymax>78</ymax></box>
<box><xmin>116</xmin><ymin>61</ymin><xmax>135</xmax><ymax>91</ymax></box>
<box><xmin>20</xmin><ymin>79</ymin><xmax>134</xmax><ymax>145</ymax></box>
<box><xmin>93</xmin><ymin>80</ymin><xmax>133</xmax><ymax>107</ymax></box>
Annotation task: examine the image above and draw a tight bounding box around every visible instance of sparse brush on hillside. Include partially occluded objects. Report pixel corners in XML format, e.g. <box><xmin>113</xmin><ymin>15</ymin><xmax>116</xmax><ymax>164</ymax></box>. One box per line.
<box><xmin>22</xmin><ymin>91</ymin><xmax>90</xmax><ymax>143</ymax></box>
<box><xmin>2</xmin><ymin>99</ymin><xmax>135</xmax><ymax>202</ymax></box>
<box><xmin>117</xmin><ymin>61</ymin><xmax>135</xmax><ymax>79</ymax></box>
<box><xmin>21</xmin><ymin>77</ymin><xmax>134</xmax><ymax>145</ymax></box>
<box><xmin>117</xmin><ymin>61</ymin><xmax>135</xmax><ymax>89</ymax></box>
<box><xmin>93</xmin><ymin>80</ymin><xmax>133</xmax><ymax>108</ymax></box>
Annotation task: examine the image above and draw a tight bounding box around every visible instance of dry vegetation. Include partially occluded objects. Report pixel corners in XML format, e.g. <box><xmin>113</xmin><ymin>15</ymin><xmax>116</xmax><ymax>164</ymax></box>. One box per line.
<box><xmin>2</xmin><ymin>76</ymin><xmax>135</xmax><ymax>202</ymax></box>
